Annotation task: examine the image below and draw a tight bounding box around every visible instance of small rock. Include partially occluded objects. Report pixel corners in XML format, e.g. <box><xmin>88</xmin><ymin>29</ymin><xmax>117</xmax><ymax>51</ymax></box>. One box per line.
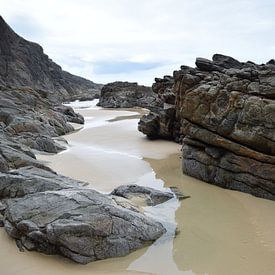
<box><xmin>111</xmin><ymin>184</ymin><xmax>174</xmax><ymax>206</ymax></box>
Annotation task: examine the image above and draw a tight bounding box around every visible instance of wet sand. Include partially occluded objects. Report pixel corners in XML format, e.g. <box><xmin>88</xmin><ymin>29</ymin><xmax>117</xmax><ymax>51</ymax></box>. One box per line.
<box><xmin>1</xmin><ymin>100</ymin><xmax>275</xmax><ymax>275</ymax></box>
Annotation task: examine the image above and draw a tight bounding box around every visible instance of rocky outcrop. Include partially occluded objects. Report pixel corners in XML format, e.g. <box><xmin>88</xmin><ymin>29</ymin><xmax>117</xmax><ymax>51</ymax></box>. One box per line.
<box><xmin>139</xmin><ymin>54</ymin><xmax>275</xmax><ymax>200</ymax></box>
<box><xmin>97</xmin><ymin>81</ymin><xmax>160</xmax><ymax>109</ymax></box>
<box><xmin>0</xmin><ymin>16</ymin><xmax>102</xmax><ymax>102</ymax></box>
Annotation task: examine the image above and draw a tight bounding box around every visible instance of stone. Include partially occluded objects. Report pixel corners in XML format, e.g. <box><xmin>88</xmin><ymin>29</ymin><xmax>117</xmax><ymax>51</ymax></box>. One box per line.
<box><xmin>97</xmin><ymin>81</ymin><xmax>160</xmax><ymax>110</ymax></box>
<box><xmin>0</xmin><ymin>166</ymin><xmax>84</xmax><ymax>199</ymax></box>
<box><xmin>3</xmin><ymin>189</ymin><xmax>166</xmax><ymax>264</ymax></box>
<box><xmin>139</xmin><ymin>54</ymin><xmax>275</xmax><ymax>200</ymax></box>
<box><xmin>111</xmin><ymin>184</ymin><xmax>174</xmax><ymax>206</ymax></box>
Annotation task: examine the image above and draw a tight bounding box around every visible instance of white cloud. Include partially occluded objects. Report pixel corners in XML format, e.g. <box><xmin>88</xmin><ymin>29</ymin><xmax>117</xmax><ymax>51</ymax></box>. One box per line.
<box><xmin>1</xmin><ymin>0</ymin><xmax>275</xmax><ymax>85</ymax></box>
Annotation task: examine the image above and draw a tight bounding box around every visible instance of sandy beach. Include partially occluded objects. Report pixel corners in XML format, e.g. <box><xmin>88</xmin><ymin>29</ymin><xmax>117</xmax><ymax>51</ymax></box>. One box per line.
<box><xmin>1</xmin><ymin>100</ymin><xmax>275</xmax><ymax>275</ymax></box>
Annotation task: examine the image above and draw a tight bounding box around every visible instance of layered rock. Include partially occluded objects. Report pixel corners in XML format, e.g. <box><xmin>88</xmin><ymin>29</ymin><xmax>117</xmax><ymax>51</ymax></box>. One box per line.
<box><xmin>0</xmin><ymin>16</ymin><xmax>102</xmax><ymax>102</ymax></box>
<box><xmin>97</xmin><ymin>81</ymin><xmax>160</xmax><ymax>109</ymax></box>
<box><xmin>139</xmin><ymin>54</ymin><xmax>275</xmax><ymax>200</ymax></box>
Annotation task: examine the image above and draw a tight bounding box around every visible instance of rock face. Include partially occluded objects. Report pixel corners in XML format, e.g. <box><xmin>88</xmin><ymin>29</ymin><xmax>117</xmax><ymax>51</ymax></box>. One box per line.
<box><xmin>97</xmin><ymin>81</ymin><xmax>160</xmax><ymax>109</ymax></box>
<box><xmin>139</xmin><ymin>54</ymin><xmax>275</xmax><ymax>200</ymax></box>
<box><xmin>2</xmin><ymin>187</ymin><xmax>165</xmax><ymax>264</ymax></box>
<box><xmin>0</xmin><ymin>16</ymin><xmax>102</xmax><ymax>101</ymax></box>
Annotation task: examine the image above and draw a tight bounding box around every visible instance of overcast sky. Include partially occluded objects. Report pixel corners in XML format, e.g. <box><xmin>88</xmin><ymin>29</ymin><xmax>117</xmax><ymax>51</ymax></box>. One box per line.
<box><xmin>1</xmin><ymin>0</ymin><xmax>275</xmax><ymax>85</ymax></box>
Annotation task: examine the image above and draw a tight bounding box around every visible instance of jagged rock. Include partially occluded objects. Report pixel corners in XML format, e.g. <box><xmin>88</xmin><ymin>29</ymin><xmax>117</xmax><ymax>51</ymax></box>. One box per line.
<box><xmin>139</xmin><ymin>54</ymin><xmax>275</xmax><ymax>200</ymax></box>
<box><xmin>0</xmin><ymin>16</ymin><xmax>101</xmax><ymax>102</ymax></box>
<box><xmin>111</xmin><ymin>184</ymin><xmax>174</xmax><ymax>206</ymax></box>
<box><xmin>3</xmin><ymin>189</ymin><xmax>165</xmax><ymax>264</ymax></box>
<box><xmin>97</xmin><ymin>81</ymin><xmax>160</xmax><ymax>110</ymax></box>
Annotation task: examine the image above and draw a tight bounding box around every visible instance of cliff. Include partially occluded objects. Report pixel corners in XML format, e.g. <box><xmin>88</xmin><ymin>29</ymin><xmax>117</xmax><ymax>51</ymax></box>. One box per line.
<box><xmin>0</xmin><ymin>16</ymin><xmax>102</xmax><ymax>101</ymax></box>
<box><xmin>139</xmin><ymin>54</ymin><xmax>275</xmax><ymax>200</ymax></box>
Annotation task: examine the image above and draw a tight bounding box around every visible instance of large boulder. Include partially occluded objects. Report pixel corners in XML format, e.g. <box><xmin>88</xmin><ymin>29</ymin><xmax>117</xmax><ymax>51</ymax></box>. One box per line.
<box><xmin>139</xmin><ymin>54</ymin><xmax>275</xmax><ymax>200</ymax></box>
<box><xmin>3</xmin><ymin>188</ymin><xmax>165</xmax><ymax>264</ymax></box>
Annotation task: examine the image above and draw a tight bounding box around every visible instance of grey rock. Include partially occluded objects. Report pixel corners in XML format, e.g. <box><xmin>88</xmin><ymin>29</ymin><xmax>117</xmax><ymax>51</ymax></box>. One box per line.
<box><xmin>111</xmin><ymin>184</ymin><xmax>174</xmax><ymax>206</ymax></box>
<box><xmin>3</xmin><ymin>189</ymin><xmax>166</xmax><ymax>264</ymax></box>
<box><xmin>0</xmin><ymin>16</ymin><xmax>101</xmax><ymax>102</ymax></box>
<box><xmin>98</xmin><ymin>81</ymin><xmax>160</xmax><ymax>110</ymax></box>
<box><xmin>0</xmin><ymin>166</ymin><xmax>84</xmax><ymax>199</ymax></box>
<box><xmin>138</xmin><ymin>75</ymin><xmax>180</xmax><ymax>141</ymax></box>
<box><xmin>139</xmin><ymin>54</ymin><xmax>275</xmax><ymax>200</ymax></box>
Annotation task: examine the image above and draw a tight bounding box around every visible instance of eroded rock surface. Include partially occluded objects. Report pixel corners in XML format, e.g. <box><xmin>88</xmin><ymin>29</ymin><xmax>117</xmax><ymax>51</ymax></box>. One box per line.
<box><xmin>98</xmin><ymin>81</ymin><xmax>160</xmax><ymax>110</ymax></box>
<box><xmin>3</xmin><ymin>188</ymin><xmax>165</xmax><ymax>264</ymax></box>
<box><xmin>139</xmin><ymin>54</ymin><xmax>275</xmax><ymax>200</ymax></box>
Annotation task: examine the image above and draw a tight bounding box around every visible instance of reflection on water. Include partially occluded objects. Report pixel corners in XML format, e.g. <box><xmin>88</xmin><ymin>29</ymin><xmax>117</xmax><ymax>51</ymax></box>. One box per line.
<box><xmin>147</xmin><ymin>154</ymin><xmax>275</xmax><ymax>275</ymax></box>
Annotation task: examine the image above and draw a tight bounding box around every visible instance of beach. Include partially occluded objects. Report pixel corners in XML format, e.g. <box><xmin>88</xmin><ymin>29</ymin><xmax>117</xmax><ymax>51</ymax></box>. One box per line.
<box><xmin>1</xmin><ymin>100</ymin><xmax>274</xmax><ymax>275</ymax></box>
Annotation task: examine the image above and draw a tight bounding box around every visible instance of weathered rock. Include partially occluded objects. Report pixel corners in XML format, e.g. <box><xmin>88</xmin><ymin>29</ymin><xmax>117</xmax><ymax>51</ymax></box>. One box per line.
<box><xmin>0</xmin><ymin>16</ymin><xmax>101</xmax><ymax>102</ymax></box>
<box><xmin>3</xmin><ymin>189</ymin><xmax>166</xmax><ymax>264</ymax></box>
<box><xmin>111</xmin><ymin>184</ymin><xmax>174</xmax><ymax>206</ymax></box>
<box><xmin>0</xmin><ymin>85</ymin><xmax>85</xmax><ymax>154</ymax></box>
<box><xmin>98</xmin><ymin>81</ymin><xmax>160</xmax><ymax>110</ymax></box>
<box><xmin>0</xmin><ymin>166</ymin><xmax>84</xmax><ymax>199</ymax></box>
<box><xmin>0</xmin><ymin>136</ymin><xmax>51</xmax><ymax>171</ymax></box>
<box><xmin>139</xmin><ymin>54</ymin><xmax>275</xmax><ymax>200</ymax></box>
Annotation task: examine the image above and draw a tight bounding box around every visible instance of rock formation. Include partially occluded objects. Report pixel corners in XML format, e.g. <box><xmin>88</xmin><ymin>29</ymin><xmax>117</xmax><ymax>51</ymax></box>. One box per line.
<box><xmin>2</xmin><ymin>187</ymin><xmax>166</xmax><ymax>264</ymax></box>
<box><xmin>0</xmin><ymin>16</ymin><xmax>102</xmax><ymax>102</ymax></box>
<box><xmin>139</xmin><ymin>54</ymin><xmax>275</xmax><ymax>200</ymax></box>
<box><xmin>97</xmin><ymin>81</ymin><xmax>160</xmax><ymax>110</ymax></box>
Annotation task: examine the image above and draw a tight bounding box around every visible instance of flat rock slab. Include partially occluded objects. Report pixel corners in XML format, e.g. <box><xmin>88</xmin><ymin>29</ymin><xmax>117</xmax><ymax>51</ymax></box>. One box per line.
<box><xmin>111</xmin><ymin>184</ymin><xmax>174</xmax><ymax>206</ymax></box>
<box><xmin>3</xmin><ymin>188</ymin><xmax>165</xmax><ymax>264</ymax></box>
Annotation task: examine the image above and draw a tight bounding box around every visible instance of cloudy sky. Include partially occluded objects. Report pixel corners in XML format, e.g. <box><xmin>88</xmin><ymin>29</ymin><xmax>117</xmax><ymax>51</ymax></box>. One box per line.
<box><xmin>1</xmin><ymin>0</ymin><xmax>275</xmax><ymax>85</ymax></box>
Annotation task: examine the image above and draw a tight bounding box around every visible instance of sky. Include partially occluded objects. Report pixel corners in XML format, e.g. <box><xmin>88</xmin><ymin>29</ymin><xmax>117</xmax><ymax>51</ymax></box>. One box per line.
<box><xmin>1</xmin><ymin>0</ymin><xmax>275</xmax><ymax>85</ymax></box>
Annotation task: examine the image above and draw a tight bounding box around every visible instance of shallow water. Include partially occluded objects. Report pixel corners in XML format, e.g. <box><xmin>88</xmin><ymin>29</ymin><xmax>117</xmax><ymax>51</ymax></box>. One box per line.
<box><xmin>1</xmin><ymin>100</ymin><xmax>275</xmax><ymax>275</ymax></box>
